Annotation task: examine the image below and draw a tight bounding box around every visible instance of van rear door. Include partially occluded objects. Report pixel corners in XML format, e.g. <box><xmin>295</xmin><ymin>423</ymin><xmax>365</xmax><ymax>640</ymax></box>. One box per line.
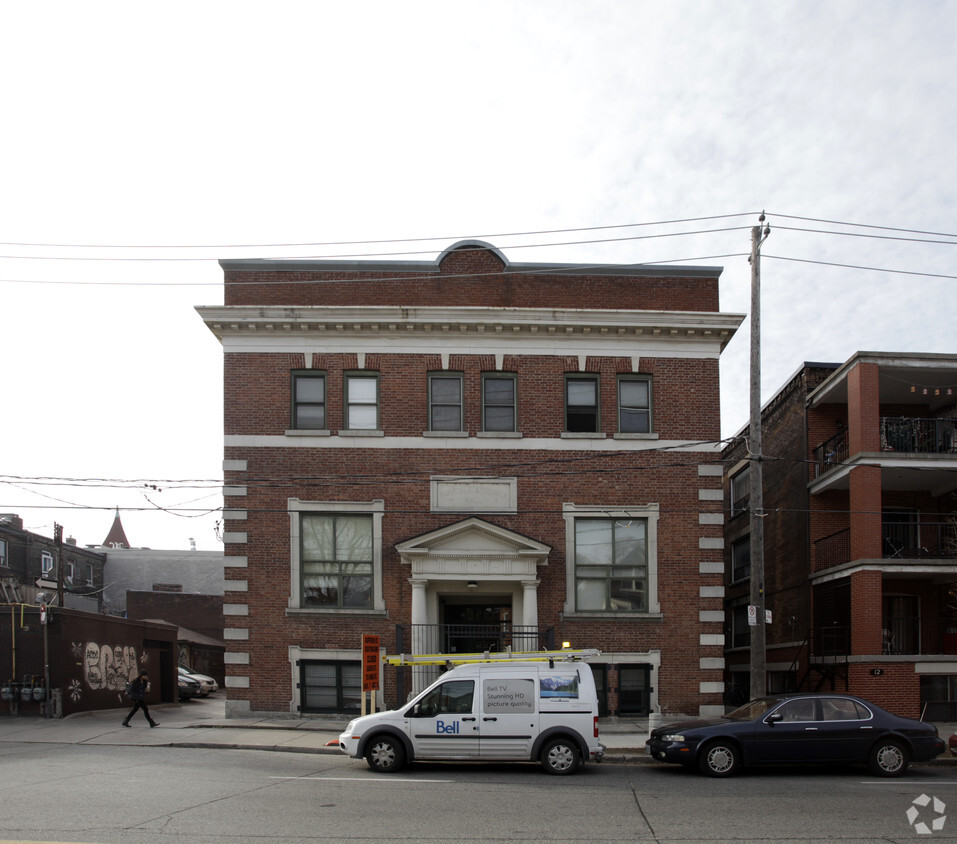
<box><xmin>478</xmin><ymin>675</ymin><xmax>538</xmax><ymax>759</ymax></box>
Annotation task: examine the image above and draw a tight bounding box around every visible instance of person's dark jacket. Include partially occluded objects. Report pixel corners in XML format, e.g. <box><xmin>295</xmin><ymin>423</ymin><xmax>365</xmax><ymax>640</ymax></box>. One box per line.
<box><xmin>129</xmin><ymin>677</ymin><xmax>148</xmax><ymax>701</ymax></box>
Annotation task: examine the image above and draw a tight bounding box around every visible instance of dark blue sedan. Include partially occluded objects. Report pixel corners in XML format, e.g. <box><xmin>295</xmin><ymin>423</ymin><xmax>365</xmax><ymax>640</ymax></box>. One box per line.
<box><xmin>646</xmin><ymin>694</ymin><xmax>945</xmax><ymax>777</ymax></box>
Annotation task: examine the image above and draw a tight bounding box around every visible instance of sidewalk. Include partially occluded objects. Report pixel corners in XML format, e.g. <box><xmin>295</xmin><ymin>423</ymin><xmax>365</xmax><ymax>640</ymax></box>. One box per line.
<box><xmin>0</xmin><ymin>696</ymin><xmax>651</xmax><ymax>762</ymax></box>
<box><xmin>1</xmin><ymin>698</ymin><xmax>954</xmax><ymax>767</ymax></box>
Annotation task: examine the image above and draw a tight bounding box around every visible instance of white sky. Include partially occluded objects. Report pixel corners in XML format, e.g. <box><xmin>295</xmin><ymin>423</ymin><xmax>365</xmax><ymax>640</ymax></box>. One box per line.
<box><xmin>2</xmin><ymin>1</ymin><xmax>955</xmax><ymax>551</ymax></box>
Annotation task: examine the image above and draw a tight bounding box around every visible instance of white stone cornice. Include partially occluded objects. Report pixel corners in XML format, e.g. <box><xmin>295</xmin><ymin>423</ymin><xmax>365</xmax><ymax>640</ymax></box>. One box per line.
<box><xmin>197</xmin><ymin>305</ymin><xmax>743</xmax><ymax>351</ymax></box>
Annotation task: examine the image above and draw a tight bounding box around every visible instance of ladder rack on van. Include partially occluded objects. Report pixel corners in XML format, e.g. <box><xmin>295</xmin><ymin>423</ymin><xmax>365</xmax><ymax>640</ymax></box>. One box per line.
<box><xmin>384</xmin><ymin>648</ymin><xmax>600</xmax><ymax>666</ymax></box>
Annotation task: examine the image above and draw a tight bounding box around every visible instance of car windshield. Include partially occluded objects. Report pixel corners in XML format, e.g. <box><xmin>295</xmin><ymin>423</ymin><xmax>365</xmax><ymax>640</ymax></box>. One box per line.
<box><xmin>725</xmin><ymin>698</ymin><xmax>781</xmax><ymax>721</ymax></box>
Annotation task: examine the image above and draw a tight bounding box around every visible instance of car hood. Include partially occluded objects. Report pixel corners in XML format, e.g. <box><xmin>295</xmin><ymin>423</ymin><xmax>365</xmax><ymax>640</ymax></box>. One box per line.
<box><xmin>652</xmin><ymin>717</ymin><xmax>736</xmax><ymax>736</ymax></box>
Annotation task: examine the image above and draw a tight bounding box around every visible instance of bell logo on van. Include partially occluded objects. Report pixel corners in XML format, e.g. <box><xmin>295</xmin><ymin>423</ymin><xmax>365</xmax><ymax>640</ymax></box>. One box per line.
<box><xmin>435</xmin><ymin>720</ymin><xmax>460</xmax><ymax>734</ymax></box>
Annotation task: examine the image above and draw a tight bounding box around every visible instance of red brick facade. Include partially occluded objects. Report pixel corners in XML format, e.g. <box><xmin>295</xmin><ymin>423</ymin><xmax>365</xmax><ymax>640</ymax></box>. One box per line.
<box><xmin>725</xmin><ymin>353</ymin><xmax>957</xmax><ymax>719</ymax></box>
<box><xmin>200</xmin><ymin>241</ymin><xmax>743</xmax><ymax>719</ymax></box>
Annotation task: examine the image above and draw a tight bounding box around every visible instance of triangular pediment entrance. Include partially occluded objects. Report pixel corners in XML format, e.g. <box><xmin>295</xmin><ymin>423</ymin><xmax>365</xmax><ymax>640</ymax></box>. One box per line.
<box><xmin>395</xmin><ymin>517</ymin><xmax>550</xmax><ymax>579</ymax></box>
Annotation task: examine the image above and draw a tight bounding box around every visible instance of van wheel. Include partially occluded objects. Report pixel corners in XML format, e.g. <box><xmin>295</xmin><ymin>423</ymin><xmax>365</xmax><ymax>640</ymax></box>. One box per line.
<box><xmin>868</xmin><ymin>739</ymin><xmax>909</xmax><ymax>777</ymax></box>
<box><xmin>366</xmin><ymin>735</ymin><xmax>406</xmax><ymax>773</ymax></box>
<box><xmin>541</xmin><ymin>737</ymin><xmax>580</xmax><ymax>775</ymax></box>
<box><xmin>699</xmin><ymin>740</ymin><xmax>741</xmax><ymax>777</ymax></box>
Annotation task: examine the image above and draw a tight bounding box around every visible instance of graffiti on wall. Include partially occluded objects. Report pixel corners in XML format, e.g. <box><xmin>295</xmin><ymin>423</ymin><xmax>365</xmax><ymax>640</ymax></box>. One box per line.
<box><xmin>83</xmin><ymin>642</ymin><xmax>140</xmax><ymax>695</ymax></box>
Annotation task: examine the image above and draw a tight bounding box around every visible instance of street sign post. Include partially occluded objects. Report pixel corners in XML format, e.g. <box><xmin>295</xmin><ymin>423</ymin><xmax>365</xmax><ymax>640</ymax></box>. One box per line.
<box><xmin>361</xmin><ymin>634</ymin><xmax>380</xmax><ymax>716</ymax></box>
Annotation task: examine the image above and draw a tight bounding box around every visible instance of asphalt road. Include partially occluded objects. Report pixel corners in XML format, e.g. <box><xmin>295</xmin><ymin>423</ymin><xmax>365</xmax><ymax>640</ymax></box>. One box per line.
<box><xmin>2</xmin><ymin>740</ymin><xmax>957</xmax><ymax>843</ymax></box>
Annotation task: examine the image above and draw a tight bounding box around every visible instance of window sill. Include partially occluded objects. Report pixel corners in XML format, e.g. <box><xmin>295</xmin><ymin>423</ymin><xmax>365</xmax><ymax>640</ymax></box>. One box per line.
<box><xmin>422</xmin><ymin>431</ymin><xmax>469</xmax><ymax>438</ymax></box>
<box><xmin>561</xmin><ymin>432</ymin><xmax>607</xmax><ymax>439</ymax></box>
<box><xmin>286</xmin><ymin>607</ymin><xmax>388</xmax><ymax>617</ymax></box>
<box><xmin>476</xmin><ymin>431</ymin><xmax>523</xmax><ymax>439</ymax></box>
<box><xmin>613</xmin><ymin>432</ymin><xmax>659</xmax><ymax>440</ymax></box>
<box><xmin>285</xmin><ymin>429</ymin><xmax>331</xmax><ymax>437</ymax></box>
<box><xmin>339</xmin><ymin>429</ymin><xmax>384</xmax><ymax>437</ymax></box>
<box><xmin>563</xmin><ymin>611</ymin><xmax>663</xmax><ymax>620</ymax></box>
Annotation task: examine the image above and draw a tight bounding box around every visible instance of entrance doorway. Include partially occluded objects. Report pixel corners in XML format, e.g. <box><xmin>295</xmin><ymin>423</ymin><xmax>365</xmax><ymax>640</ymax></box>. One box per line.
<box><xmin>618</xmin><ymin>664</ymin><xmax>651</xmax><ymax>716</ymax></box>
<box><xmin>440</xmin><ymin>598</ymin><xmax>511</xmax><ymax>653</ymax></box>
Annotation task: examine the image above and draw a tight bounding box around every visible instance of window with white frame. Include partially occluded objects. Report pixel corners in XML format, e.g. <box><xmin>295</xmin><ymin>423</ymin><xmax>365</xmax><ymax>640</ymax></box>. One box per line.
<box><xmin>344</xmin><ymin>373</ymin><xmax>379</xmax><ymax>430</ymax></box>
<box><xmin>288</xmin><ymin>499</ymin><xmax>385</xmax><ymax>612</ymax></box>
<box><xmin>565</xmin><ymin>375</ymin><xmax>599</xmax><ymax>432</ymax></box>
<box><xmin>292</xmin><ymin>371</ymin><xmax>326</xmax><ymax>430</ymax></box>
<box><xmin>0</xmin><ymin>538</ymin><xmax>7</xmax><ymax>567</ymax></box>
<box><xmin>618</xmin><ymin>376</ymin><xmax>652</xmax><ymax>433</ymax></box>
<box><xmin>730</xmin><ymin>465</ymin><xmax>750</xmax><ymax>517</ymax></box>
<box><xmin>563</xmin><ymin>504</ymin><xmax>659</xmax><ymax>615</ymax></box>
<box><xmin>84</xmin><ymin>563</ymin><xmax>94</xmax><ymax>586</ymax></box>
<box><xmin>41</xmin><ymin>551</ymin><xmax>53</xmax><ymax>576</ymax></box>
<box><xmin>429</xmin><ymin>373</ymin><xmax>463</xmax><ymax>431</ymax></box>
<box><xmin>482</xmin><ymin>374</ymin><xmax>516</xmax><ymax>432</ymax></box>
<box><xmin>65</xmin><ymin>562</ymin><xmax>75</xmax><ymax>585</ymax></box>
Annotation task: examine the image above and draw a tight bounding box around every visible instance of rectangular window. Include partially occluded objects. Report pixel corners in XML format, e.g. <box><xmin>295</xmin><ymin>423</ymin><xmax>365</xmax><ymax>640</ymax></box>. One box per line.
<box><xmin>292</xmin><ymin>372</ymin><xmax>326</xmax><ymax>430</ymax></box>
<box><xmin>618</xmin><ymin>376</ymin><xmax>652</xmax><ymax>433</ymax></box>
<box><xmin>429</xmin><ymin>373</ymin><xmax>463</xmax><ymax>431</ymax></box>
<box><xmin>730</xmin><ymin>465</ymin><xmax>750</xmax><ymax>517</ymax></box>
<box><xmin>84</xmin><ymin>563</ymin><xmax>94</xmax><ymax>586</ymax></box>
<box><xmin>65</xmin><ymin>562</ymin><xmax>75</xmax><ymax>584</ymax></box>
<box><xmin>300</xmin><ymin>660</ymin><xmax>361</xmax><ymax>714</ymax></box>
<box><xmin>41</xmin><ymin>551</ymin><xmax>53</xmax><ymax>576</ymax></box>
<box><xmin>566</xmin><ymin>375</ymin><xmax>599</xmax><ymax>432</ymax></box>
<box><xmin>482</xmin><ymin>374</ymin><xmax>516</xmax><ymax>432</ymax></box>
<box><xmin>574</xmin><ymin>518</ymin><xmax>647</xmax><ymax>612</ymax></box>
<box><xmin>732</xmin><ymin>535</ymin><xmax>751</xmax><ymax>581</ymax></box>
<box><xmin>0</xmin><ymin>538</ymin><xmax>7</xmax><ymax>567</ymax></box>
<box><xmin>300</xmin><ymin>513</ymin><xmax>373</xmax><ymax>609</ymax></box>
<box><xmin>345</xmin><ymin>374</ymin><xmax>379</xmax><ymax>430</ymax></box>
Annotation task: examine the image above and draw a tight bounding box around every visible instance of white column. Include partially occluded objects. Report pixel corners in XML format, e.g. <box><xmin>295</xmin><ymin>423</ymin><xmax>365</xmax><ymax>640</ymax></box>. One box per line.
<box><xmin>520</xmin><ymin>579</ymin><xmax>540</xmax><ymax>651</ymax></box>
<box><xmin>409</xmin><ymin>579</ymin><xmax>432</xmax><ymax>694</ymax></box>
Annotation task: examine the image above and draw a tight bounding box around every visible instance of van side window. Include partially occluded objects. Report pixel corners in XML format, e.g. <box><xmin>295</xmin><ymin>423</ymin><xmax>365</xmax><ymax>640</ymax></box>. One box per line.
<box><xmin>414</xmin><ymin>680</ymin><xmax>475</xmax><ymax>717</ymax></box>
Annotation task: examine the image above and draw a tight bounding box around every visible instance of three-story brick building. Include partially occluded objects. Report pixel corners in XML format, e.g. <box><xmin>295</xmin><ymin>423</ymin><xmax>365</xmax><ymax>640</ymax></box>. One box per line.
<box><xmin>198</xmin><ymin>241</ymin><xmax>743</xmax><ymax>719</ymax></box>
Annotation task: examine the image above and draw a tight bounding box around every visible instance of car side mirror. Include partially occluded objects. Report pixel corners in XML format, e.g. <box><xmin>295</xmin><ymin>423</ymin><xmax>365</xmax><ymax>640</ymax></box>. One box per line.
<box><xmin>766</xmin><ymin>713</ymin><xmax>783</xmax><ymax>725</ymax></box>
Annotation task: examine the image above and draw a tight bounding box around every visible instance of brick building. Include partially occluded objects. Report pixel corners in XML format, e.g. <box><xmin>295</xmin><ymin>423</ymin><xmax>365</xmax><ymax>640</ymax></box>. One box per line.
<box><xmin>198</xmin><ymin>241</ymin><xmax>743</xmax><ymax>720</ymax></box>
<box><xmin>0</xmin><ymin>513</ymin><xmax>105</xmax><ymax>611</ymax></box>
<box><xmin>724</xmin><ymin>352</ymin><xmax>957</xmax><ymax>718</ymax></box>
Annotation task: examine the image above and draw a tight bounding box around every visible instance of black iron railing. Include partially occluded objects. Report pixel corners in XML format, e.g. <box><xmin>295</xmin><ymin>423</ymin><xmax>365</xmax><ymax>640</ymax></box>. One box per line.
<box><xmin>394</xmin><ymin>623</ymin><xmax>554</xmax><ymax>656</ymax></box>
<box><xmin>814</xmin><ymin>417</ymin><xmax>957</xmax><ymax>479</ymax></box>
<box><xmin>813</xmin><ymin>429</ymin><xmax>849</xmax><ymax>478</ymax></box>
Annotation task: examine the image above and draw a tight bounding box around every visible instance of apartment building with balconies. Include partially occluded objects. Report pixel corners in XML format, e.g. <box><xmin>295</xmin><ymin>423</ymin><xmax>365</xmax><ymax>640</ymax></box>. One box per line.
<box><xmin>724</xmin><ymin>352</ymin><xmax>957</xmax><ymax>718</ymax></box>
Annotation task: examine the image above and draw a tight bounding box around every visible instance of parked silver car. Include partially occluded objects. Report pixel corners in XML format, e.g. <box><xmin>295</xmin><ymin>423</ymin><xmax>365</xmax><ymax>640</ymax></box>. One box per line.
<box><xmin>178</xmin><ymin>665</ymin><xmax>218</xmax><ymax>697</ymax></box>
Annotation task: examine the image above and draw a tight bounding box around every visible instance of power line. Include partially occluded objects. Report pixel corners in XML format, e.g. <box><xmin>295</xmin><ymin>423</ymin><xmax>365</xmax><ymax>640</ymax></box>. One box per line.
<box><xmin>0</xmin><ymin>225</ymin><xmax>752</xmax><ymax>263</ymax></box>
<box><xmin>0</xmin><ymin>212</ymin><xmax>760</xmax><ymax>250</ymax></box>
<box><xmin>764</xmin><ymin>254</ymin><xmax>957</xmax><ymax>281</ymax></box>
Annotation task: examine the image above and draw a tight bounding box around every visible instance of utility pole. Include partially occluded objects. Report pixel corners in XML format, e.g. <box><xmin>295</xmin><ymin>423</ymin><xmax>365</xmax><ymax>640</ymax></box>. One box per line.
<box><xmin>54</xmin><ymin>523</ymin><xmax>64</xmax><ymax>608</ymax></box>
<box><xmin>749</xmin><ymin>213</ymin><xmax>770</xmax><ymax>700</ymax></box>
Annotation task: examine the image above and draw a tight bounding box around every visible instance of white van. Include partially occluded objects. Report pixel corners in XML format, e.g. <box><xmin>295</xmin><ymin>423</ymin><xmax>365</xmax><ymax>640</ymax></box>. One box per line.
<box><xmin>337</xmin><ymin>661</ymin><xmax>605</xmax><ymax>775</ymax></box>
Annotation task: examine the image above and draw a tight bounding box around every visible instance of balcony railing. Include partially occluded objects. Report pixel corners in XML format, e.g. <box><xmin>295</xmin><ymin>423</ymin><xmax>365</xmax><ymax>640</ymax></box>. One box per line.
<box><xmin>813</xmin><ymin>429</ymin><xmax>849</xmax><ymax>479</ymax></box>
<box><xmin>813</xmin><ymin>523</ymin><xmax>957</xmax><ymax>570</ymax></box>
<box><xmin>883</xmin><ymin>616</ymin><xmax>957</xmax><ymax>656</ymax></box>
<box><xmin>883</xmin><ymin>521</ymin><xmax>957</xmax><ymax>559</ymax></box>
<box><xmin>814</xmin><ymin>416</ymin><xmax>957</xmax><ymax>479</ymax></box>
<box><xmin>813</xmin><ymin>618</ymin><xmax>957</xmax><ymax>656</ymax></box>
<box><xmin>395</xmin><ymin>623</ymin><xmax>554</xmax><ymax>656</ymax></box>
<box><xmin>881</xmin><ymin>417</ymin><xmax>957</xmax><ymax>454</ymax></box>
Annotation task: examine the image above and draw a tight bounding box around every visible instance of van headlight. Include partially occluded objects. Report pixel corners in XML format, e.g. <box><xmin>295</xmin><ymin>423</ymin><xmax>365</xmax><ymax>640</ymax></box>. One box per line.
<box><xmin>662</xmin><ymin>734</ymin><xmax>686</xmax><ymax>742</ymax></box>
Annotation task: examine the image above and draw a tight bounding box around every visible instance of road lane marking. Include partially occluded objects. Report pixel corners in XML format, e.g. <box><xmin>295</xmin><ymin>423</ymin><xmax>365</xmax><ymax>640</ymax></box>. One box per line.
<box><xmin>270</xmin><ymin>776</ymin><xmax>454</xmax><ymax>783</ymax></box>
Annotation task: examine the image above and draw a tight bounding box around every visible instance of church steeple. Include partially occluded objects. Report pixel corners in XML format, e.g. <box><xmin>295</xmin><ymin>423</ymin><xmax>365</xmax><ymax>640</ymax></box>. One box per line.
<box><xmin>102</xmin><ymin>507</ymin><xmax>131</xmax><ymax>549</ymax></box>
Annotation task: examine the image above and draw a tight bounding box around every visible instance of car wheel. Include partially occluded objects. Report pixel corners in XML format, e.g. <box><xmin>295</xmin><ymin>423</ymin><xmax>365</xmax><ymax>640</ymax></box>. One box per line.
<box><xmin>868</xmin><ymin>739</ymin><xmax>909</xmax><ymax>777</ymax></box>
<box><xmin>699</xmin><ymin>740</ymin><xmax>742</xmax><ymax>777</ymax></box>
<box><xmin>365</xmin><ymin>735</ymin><xmax>406</xmax><ymax>773</ymax></box>
<box><xmin>541</xmin><ymin>737</ymin><xmax>580</xmax><ymax>775</ymax></box>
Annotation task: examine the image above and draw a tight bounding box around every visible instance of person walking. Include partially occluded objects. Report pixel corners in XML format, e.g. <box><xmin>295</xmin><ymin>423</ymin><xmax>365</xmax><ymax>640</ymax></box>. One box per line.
<box><xmin>122</xmin><ymin>670</ymin><xmax>159</xmax><ymax>728</ymax></box>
